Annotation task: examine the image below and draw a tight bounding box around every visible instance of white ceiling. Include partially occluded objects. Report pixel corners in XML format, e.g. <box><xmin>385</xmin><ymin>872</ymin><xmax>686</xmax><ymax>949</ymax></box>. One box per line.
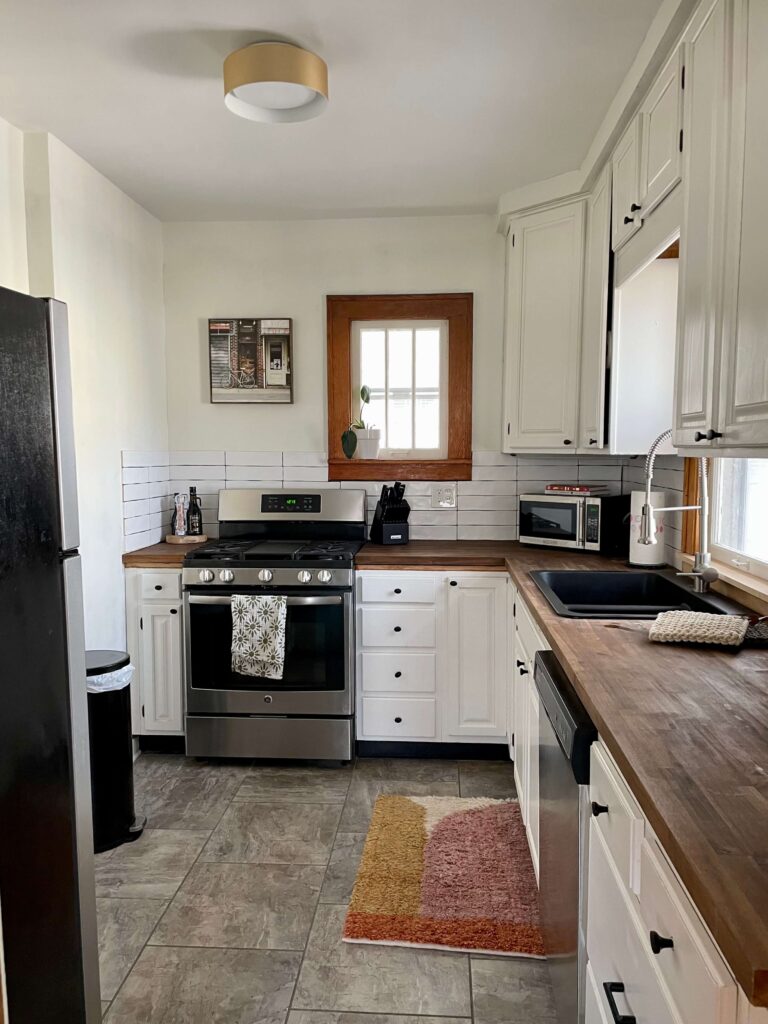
<box><xmin>0</xmin><ymin>0</ymin><xmax>663</xmax><ymax>221</ymax></box>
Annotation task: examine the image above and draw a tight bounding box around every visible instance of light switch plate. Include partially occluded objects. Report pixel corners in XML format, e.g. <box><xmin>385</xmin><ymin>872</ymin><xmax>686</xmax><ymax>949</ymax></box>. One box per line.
<box><xmin>431</xmin><ymin>483</ymin><xmax>457</xmax><ymax>509</ymax></box>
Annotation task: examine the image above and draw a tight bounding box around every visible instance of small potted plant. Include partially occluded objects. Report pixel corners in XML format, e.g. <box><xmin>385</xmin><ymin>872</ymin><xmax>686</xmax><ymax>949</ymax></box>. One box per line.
<box><xmin>342</xmin><ymin>385</ymin><xmax>381</xmax><ymax>459</ymax></box>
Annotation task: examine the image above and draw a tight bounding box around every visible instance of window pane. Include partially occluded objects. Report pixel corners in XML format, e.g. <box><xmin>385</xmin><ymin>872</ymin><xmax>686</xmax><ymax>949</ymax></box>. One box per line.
<box><xmin>415</xmin><ymin>329</ymin><xmax>440</xmax><ymax>388</ymax></box>
<box><xmin>714</xmin><ymin>458</ymin><xmax>768</xmax><ymax>562</ymax></box>
<box><xmin>388</xmin><ymin>330</ymin><xmax>413</xmax><ymax>389</ymax></box>
<box><xmin>388</xmin><ymin>393</ymin><xmax>413</xmax><ymax>448</ymax></box>
<box><xmin>415</xmin><ymin>393</ymin><xmax>440</xmax><ymax>449</ymax></box>
<box><xmin>359</xmin><ymin>329</ymin><xmax>385</xmax><ymax>433</ymax></box>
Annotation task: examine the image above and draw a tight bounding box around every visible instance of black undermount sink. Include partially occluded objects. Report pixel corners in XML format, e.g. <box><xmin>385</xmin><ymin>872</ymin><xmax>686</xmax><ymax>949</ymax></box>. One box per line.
<box><xmin>530</xmin><ymin>570</ymin><xmax>734</xmax><ymax>619</ymax></box>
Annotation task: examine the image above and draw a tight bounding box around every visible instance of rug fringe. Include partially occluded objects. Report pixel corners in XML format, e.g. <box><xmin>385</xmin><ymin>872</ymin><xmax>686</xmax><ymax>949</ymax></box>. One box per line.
<box><xmin>342</xmin><ymin>935</ymin><xmax>546</xmax><ymax>959</ymax></box>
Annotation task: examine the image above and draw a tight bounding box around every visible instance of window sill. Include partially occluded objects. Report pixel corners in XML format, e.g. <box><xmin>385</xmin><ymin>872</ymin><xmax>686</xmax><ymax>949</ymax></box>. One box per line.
<box><xmin>680</xmin><ymin>554</ymin><xmax>768</xmax><ymax>615</ymax></box>
<box><xmin>328</xmin><ymin>457</ymin><xmax>472</xmax><ymax>481</ymax></box>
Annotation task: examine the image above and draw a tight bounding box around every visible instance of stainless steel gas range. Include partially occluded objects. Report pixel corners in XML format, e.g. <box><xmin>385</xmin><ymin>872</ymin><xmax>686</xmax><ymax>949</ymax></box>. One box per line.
<box><xmin>182</xmin><ymin>488</ymin><xmax>367</xmax><ymax>761</ymax></box>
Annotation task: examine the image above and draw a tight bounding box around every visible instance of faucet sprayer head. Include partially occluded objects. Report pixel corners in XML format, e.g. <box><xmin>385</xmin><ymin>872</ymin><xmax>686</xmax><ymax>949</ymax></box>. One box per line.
<box><xmin>639</xmin><ymin>504</ymin><xmax>657</xmax><ymax>545</ymax></box>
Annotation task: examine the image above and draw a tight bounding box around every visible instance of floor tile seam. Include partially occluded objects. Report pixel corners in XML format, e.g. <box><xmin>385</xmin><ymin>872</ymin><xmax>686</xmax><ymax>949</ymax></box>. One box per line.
<box><xmin>144</xmin><ymin>939</ymin><xmax>309</xmax><ymax>953</ymax></box>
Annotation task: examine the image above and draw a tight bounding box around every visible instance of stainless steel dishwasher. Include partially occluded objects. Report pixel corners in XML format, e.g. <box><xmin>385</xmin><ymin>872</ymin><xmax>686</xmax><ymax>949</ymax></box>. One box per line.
<box><xmin>534</xmin><ymin>650</ymin><xmax>596</xmax><ymax>1024</ymax></box>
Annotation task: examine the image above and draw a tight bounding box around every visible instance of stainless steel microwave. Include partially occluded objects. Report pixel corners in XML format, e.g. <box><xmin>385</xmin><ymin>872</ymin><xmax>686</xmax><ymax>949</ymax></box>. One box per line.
<box><xmin>519</xmin><ymin>493</ymin><xmax>631</xmax><ymax>555</ymax></box>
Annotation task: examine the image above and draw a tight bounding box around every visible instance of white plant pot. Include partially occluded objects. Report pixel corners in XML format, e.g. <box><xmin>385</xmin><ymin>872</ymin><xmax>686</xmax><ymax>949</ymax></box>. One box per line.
<box><xmin>355</xmin><ymin>428</ymin><xmax>381</xmax><ymax>460</ymax></box>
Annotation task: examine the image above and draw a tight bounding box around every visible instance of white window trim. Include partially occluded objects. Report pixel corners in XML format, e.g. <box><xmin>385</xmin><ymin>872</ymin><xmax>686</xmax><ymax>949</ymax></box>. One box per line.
<box><xmin>350</xmin><ymin>319</ymin><xmax>449</xmax><ymax>460</ymax></box>
<box><xmin>710</xmin><ymin>460</ymin><xmax>768</xmax><ymax>585</ymax></box>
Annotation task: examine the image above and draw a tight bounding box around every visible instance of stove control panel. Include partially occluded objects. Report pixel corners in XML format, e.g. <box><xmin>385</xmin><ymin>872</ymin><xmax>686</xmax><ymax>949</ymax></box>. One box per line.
<box><xmin>219</xmin><ymin>569</ymin><xmax>234</xmax><ymax>583</ymax></box>
<box><xmin>258</xmin><ymin>569</ymin><xmax>273</xmax><ymax>582</ymax></box>
<box><xmin>261</xmin><ymin>493</ymin><xmax>321</xmax><ymax>514</ymax></box>
<box><xmin>318</xmin><ymin>569</ymin><xmax>333</xmax><ymax>583</ymax></box>
<box><xmin>198</xmin><ymin>569</ymin><xmax>214</xmax><ymax>583</ymax></box>
<box><xmin>297</xmin><ymin>570</ymin><xmax>313</xmax><ymax>583</ymax></box>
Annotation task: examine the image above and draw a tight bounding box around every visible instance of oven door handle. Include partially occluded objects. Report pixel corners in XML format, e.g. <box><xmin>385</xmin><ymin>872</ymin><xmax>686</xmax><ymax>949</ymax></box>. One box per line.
<box><xmin>187</xmin><ymin>594</ymin><xmax>344</xmax><ymax>607</ymax></box>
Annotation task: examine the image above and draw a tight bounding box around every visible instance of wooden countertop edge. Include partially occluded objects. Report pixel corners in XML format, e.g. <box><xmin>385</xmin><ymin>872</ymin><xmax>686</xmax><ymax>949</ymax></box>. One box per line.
<box><xmin>504</xmin><ymin>556</ymin><xmax>768</xmax><ymax>1008</ymax></box>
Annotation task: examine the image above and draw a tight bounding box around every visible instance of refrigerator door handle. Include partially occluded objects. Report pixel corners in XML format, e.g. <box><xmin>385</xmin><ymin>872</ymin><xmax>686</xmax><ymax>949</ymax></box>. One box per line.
<box><xmin>62</xmin><ymin>555</ymin><xmax>102</xmax><ymax>1022</ymax></box>
<box><xmin>47</xmin><ymin>299</ymin><xmax>81</xmax><ymax>552</ymax></box>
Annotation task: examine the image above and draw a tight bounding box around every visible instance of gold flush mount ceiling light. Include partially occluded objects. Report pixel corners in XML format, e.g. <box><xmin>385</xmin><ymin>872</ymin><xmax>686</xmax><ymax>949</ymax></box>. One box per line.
<box><xmin>223</xmin><ymin>42</ymin><xmax>328</xmax><ymax>123</ymax></box>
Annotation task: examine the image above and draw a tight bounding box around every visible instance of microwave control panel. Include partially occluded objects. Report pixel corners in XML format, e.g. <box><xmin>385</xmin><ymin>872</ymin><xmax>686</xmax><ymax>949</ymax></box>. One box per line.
<box><xmin>584</xmin><ymin>503</ymin><xmax>601</xmax><ymax>544</ymax></box>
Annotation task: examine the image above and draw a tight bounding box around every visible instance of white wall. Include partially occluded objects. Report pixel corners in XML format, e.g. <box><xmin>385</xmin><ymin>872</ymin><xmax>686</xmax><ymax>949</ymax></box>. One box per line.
<box><xmin>0</xmin><ymin>114</ymin><xmax>28</xmax><ymax>292</ymax></box>
<box><xmin>24</xmin><ymin>134</ymin><xmax>168</xmax><ymax>649</ymax></box>
<box><xmin>163</xmin><ymin>215</ymin><xmax>504</xmax><ymax>453</ymax></box>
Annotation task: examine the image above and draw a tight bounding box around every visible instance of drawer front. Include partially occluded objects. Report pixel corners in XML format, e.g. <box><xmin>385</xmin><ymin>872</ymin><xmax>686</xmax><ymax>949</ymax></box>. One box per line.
<box><xmin>588</xmin><ymin>823</ymin><xmax>677</xmax><ymax>1024</ymax></box>
<box><xmin>361</xmin><ymin>652</ymin><xmax>436</xmax><ymax>694</ymax></box>
<box><xmin>636</xmin><ymin>837</ymin><xmax>736</xmax><ymax>1024</ymax></box>
<box><xmin>140</xmin><ymin>572</ymin><xmax>181</xmax><ymax>600</ymax></box>
<box><xmin>361</xmin><ymin>697</ymin><xmax>436</xmax><ymax>739</ymax></box>
<box><xmin>361</xmin><ymin>573</ymin><xmax>437</xmax><ymax>605</ymax></box>
<box><xmin>590</xmin><ymin>742</ymin><xmax>644</xmax><ymax>893</ymax></box>
<box><xmin>515</xmin><ymin>593</ymin><xmax>548</xmax><ymax>659</ymax></box>
<box><xmin>585</xmin><ymin>961</ymin><xmax>612</xmax><ymax>1024</ymax></box>
<box><xmin>360</xmin><ymin>607</ymin><xmax>436</xmax><ymax>648</ymax></box>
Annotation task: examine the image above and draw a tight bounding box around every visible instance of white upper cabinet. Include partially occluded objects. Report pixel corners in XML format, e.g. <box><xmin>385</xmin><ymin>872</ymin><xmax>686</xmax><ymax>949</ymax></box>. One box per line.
<box><xmin>717</xmin><ymin>0</ymin><xmax>768</xmax><ymax>448</ymax></box>
<box><xmin>611</xmin><ymin>117</ymin><xmax>643</xmax><ymax>250</ymax></box>
<box><xmin>639</xmin><ymin>48</ymin><xmax>685</xmax><ymax>217</ymax></box>
<box><xmin>673</xmin><ymin>0</ymin><xmax>732</xmax><ymax>448</ymax></box>
<box><xmin>578</xmin><ymin>164</ymin><xmax>612</xmax><ymax>450</ymax></box>
<box><xmin>503</xmin><ymin>200</ymin><xmax>585</xmax><ymax>451</ymax></box>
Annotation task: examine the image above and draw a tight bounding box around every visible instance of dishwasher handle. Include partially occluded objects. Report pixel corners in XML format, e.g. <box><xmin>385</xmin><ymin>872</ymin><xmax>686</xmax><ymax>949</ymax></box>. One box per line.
<box><xmin>534</xmin><ymin>650</ymin><xmax>596</xmax><ymax>785</ymax></box>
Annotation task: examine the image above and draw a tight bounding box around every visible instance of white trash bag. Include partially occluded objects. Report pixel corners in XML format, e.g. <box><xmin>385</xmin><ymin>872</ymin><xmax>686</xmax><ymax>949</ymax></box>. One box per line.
<box><xmin>86</xmin><ymin>664</ymin><xmax>135</xmax><ymax>694</ymax></box>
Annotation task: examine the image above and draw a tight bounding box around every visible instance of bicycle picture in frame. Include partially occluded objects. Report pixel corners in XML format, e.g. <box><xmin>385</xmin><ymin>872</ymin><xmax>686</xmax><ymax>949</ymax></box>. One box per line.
<box><xmin>208</xmin><ymin>317</ymin><xmax>293</xmax><ymax>404</ymax></box>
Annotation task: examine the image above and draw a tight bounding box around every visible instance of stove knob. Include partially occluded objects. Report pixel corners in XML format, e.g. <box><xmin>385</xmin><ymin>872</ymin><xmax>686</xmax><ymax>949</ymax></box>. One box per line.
<box><xmin>198</xmin><ymin>569</ymin><xmax>214</xmax><ymax>583</ymax></box>
<box><xmin>297</xmin><ymin>570</ymin><xmax>313</xmax><ymax>584</ymax></box>
<box><xmin>219</xmin><ymin>569</ymin><xmax>235</xmax><ymax>583</ymax></box>
<box><xmin>258</xmin><ymin>569</ymin><xmax>274</xmax><ymax>583</ymax></box>
<box><xmin>317</xmin><ymin>569</ymin><xmax>333</xmax><ymax>584</ymax></box>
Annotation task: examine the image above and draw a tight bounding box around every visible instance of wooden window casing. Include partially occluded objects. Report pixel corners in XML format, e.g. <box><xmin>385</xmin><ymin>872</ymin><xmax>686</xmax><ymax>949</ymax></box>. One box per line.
<box><xmin>327</xmin><ymin>293</ymin><xmax>473</xmax><ymax>481</ymax></box>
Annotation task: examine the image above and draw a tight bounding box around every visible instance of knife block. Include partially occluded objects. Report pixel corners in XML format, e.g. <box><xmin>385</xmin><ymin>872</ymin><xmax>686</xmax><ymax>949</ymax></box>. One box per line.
<box><xmin>370</xmin><ymin>495</ymin><xmax>411</xmax><ymax>545</ymax></box>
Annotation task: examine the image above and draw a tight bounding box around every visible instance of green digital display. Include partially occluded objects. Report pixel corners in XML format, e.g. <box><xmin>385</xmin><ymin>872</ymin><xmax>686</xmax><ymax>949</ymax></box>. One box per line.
<box><xmin>286</xmin><ymin>498</ymin><xmax>297</xmax><ymax>505</ymax></box>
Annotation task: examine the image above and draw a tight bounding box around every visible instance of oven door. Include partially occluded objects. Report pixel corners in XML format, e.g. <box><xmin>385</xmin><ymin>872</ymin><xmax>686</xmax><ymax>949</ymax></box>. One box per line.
<box><xmin>185</xmin><ymin>590</ymin><xmax>354</xmax><ymax>716</ymax></box>
<box><xmin>519</xmin><ymin>495</ymin><xmax>585</xmax><ymax>549</ymax></box>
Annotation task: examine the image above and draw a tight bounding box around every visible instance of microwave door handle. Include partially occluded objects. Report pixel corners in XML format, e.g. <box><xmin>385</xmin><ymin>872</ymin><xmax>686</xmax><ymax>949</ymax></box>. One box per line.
<box><xmin>576</xmin><ymin>500</ymin><xmax>585</xmax><ymax>547</ymax></box>
<box><xmin>188</xmin><ymin>594</ymin><xmax>343</xmax><ymax>607</ymax></box>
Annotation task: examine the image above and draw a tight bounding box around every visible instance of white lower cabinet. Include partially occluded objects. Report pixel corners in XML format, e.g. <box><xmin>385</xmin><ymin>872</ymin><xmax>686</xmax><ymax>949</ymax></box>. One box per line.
<box><xmin>356</xmin><ymin>571</ymin><xmax>508</xmax><ymax>744</ymax></box>
<box><xmin>125</xmin><ymin>568</ymin><xmax>185</xmax><ymax>736</ymax></box>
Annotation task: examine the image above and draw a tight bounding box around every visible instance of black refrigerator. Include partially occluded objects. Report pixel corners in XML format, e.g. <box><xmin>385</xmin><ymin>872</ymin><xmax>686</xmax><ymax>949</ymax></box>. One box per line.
<box><xmin>0</xmin><ymin>285</ymin><xmax>101</xmax><ymax>1022</ymax></box>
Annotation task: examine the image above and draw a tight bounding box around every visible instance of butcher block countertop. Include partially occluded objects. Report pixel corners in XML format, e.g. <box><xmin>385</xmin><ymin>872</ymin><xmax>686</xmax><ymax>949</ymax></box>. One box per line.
<box><xmin>355</xmin><ymin>539</ymin><xmax>519</xmax><ymax>569</ymax></box>
<box><xmin>122</xmin><ymin>542</ymin><xmax>188</xmax><ymax>568</ymax></box>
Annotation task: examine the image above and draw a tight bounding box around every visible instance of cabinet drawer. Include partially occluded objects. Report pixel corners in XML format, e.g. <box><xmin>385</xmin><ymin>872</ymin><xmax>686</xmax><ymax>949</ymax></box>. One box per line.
<box><xmin>515</xmin><ymin>594</ymin><xmax>547</xmax><ymax>661</ymax></box>
<box><xmin>361</xmin><ymin>697</ymin><xmax>436</xmax><ymax>739</ymax></box>
<box><xmin>361</xmin><ymin>652</ymin><xmax>436</xmax><ymax>694</ymax></box>
<box><xmin>590</xmin><ymin>742</ymin><xmax>644</xmax><ymax>893</ymax></box>
<box><xmin>360</xmin><ymin>607</ymin><xmax>436</xmax><ymax>648</ymax></box>
<box><xmin>360</xmin><ymin>573</ymin><xmax>436</xmax><ymax>605</ymax></box>
<box><xmin>588</xmin><ymin>824</ymin><xmax>677</xmax><ymax>1024</ymax></box>
<box><xmin>636</xmin><ymin>837</ymin><xmax>736</xmax><ymax>1024</ymax></box>
<box><xmin>140</xmin><ymin>572</ymin><xmax>181</xmax><ymax>600</ymax></box>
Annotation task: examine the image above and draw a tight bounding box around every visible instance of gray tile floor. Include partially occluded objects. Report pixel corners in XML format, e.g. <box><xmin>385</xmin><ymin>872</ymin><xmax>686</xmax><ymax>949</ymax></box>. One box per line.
<box><xmin>97</xmin><ymin>755</ymin><xmax>556</xmax><ymax>1023</ymax></box>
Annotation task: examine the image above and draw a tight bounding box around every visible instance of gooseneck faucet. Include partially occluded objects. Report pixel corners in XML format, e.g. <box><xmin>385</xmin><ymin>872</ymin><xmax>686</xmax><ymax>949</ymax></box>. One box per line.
<box><xmin>638</xmin><ymin>428</ymin><xmax>719</xmax><ymax>593</ymax></box>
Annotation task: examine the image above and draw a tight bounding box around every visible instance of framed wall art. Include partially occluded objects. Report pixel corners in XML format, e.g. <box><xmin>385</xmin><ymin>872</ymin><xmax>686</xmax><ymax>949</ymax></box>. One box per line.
<box><xmin>208</xmin><ymin>318</ymin><xmax>293</xmax><ymax>404</ymax></box>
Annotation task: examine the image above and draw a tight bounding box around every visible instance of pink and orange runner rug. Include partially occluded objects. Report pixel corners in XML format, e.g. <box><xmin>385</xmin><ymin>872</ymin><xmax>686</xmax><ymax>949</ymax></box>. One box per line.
<box><xmin>343</xmin><ymin>794</ymin><xmax>545</xmax><ymax>957</ymax></box>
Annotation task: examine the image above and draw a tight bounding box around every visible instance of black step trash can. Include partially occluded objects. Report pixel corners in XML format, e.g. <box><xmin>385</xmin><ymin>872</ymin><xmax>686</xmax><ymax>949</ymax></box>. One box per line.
<box><xmin>86</xmin><ymin>649</ymin><xmax>146</xmax><ymax>853</ymax></box>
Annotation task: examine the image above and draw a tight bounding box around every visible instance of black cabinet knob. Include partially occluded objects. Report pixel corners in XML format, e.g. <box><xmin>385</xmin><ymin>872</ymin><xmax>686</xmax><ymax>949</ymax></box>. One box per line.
<box><xmin>394</xmin><ymin>671</ymin><xmax>402</xmax><ymax>678</ymax></box>
<box><xmin>694</xmin><ymin>430</ymin><xmax>707</xmax><ymax>442</ymax></box>
<box><xmin>394</xmin><ymin>626</ymin><xmax>402</xmax><ymax>633</ymax></box>
<box><xmin>518</xmin><ymin>665</ymin><xmax>529</xmax><ymax>676</ymax></box>
<box><xmin>394</xmin><ymin>588</ymin><xmax>402</xmax><ymax>594</ymax></box>
<box><xmin>630</xmin><ymin>203</ymin><xmax>642</xmax><ymax>212</ymax></box>
<box><xmin>623</xmin><ymin>215</ymin><xmax>634</xmax><ymax>225</ymax></box>
<box><xmin>170</xmin><ymin>608</ymin><xmax>178</xmax><ymax>615</ymax></box>
<box><xmin>394</xmin><ymin>717</ymin><xmax>402</xmax><ymax>724</ymax></box>
<box><xmin>563</xmin><ymin>438</ymin><xmax>572</xmax><ymax>445</ymax></box>
<box><xmin>706</xmin><ymin>429</ymin><xmax>723</xmax><ymax>440</ymax></box>
<box><xmin>516</xmin><ymin>659</ymin><xmax>525</xmax><ymax>668</ymax></box>
<box><xmin>649</xmin><ymin>930</ymin><xmax>674</xmax><ymax>955</ymax></box>
<box><xmin>154</xmin><ymin>584</ymin><xmax>163</xmax><ymax>591</ymax></box>
<box><xmin>591</xmin><ymin>801</ymin><xmax>609</xmax><ymax>817</ymax></box>
<box><xmin>603</xmin><ymin>981</ymin><xmax>636</xmax><ymax>1024</ymax></box>
<box><xmin>450</xmin><ymin>580</ymin><xmax>458</xmax><ymax>587</ymax></box>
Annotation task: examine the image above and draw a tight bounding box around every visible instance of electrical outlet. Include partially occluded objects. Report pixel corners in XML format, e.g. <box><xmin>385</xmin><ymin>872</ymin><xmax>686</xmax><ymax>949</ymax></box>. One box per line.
<box><xmin>431</xmin><ymin>483</ymin><xmax>457</xmax><ymax>509</ymax></box>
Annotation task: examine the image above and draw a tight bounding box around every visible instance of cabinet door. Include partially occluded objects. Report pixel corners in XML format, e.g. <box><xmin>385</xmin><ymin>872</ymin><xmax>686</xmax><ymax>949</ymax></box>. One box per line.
<box><xmin>639</xmin><ymin>48</ymin><xmax>684</xmax><ymax>217</ymax></box>
<box><xmin>140</xmin><ymin>602</ymin><xmax>183</xmax><ymax>733</ymax></box>
<box><xmin>579</xmin><ymin>164</ymin><xmax>612</xmax><ymax>450</ymax></box>
<box><xmin>718</xmin><ymin>0</ymin><xmax>768</xmax><ymax>447</ymax></box>
<box><xmin>446</xmin><ymin>575</ymin><xmax>507</xmax><ymax>737</ymax></box>
<box><xmin>611</xmin><ymin>118</ymin><xmax>642</xmax><ymax>250</ymax></box>
<box><xmin>503</xmin><ymin>201</ymin><xmax>585</xmax><ymax>451</ymax></box>
<box><xmin>673</xmin><ymin>0</ymin><xmax>731</xmax><ymax>447</ymax></box>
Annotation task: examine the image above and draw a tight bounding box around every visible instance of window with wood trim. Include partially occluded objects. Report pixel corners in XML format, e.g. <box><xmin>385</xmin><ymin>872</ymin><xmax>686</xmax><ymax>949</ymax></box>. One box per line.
<box><xmin>327</xmin><ymin>294</ymin><xmax>473</xmax><ymax>481</ymax></box>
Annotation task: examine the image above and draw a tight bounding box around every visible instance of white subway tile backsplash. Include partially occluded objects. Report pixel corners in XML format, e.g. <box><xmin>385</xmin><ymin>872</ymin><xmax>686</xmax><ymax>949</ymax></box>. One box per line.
<box><xmin>147</xmin><ymin>465</ymin><xmax>170</xmax><ymax>483</ymax></box>
<box><xmin>279</xmin><ymin>466</ymin><xmax>328</xmax><ymax>481</ymax></box>
<box><xmin>219</xmin><ymin>480</ymin><xmax>282</xmax><ymax>491</ymax></box>
<box><xmin>226</xmin><ymin>465</ymin><xmax>285</xmax><ymax>481</ymax></box>
<box><xmin>283</xmin><ymin>480</ymin><xmax>341</xmax><ymax>490</ymax></box>
<box><xmin>123</xmin><ymin>482</ymin><xmax>149</xmax><ymax>502</ymax></box>
<box><xmin>123</xmin><ymin>499</ymin><xmax>150</xmax><ymax>519</ymax></box>
<box><xmin>457</xmin><ymin>525</ymin><xmax>517</xmax><ymax>540</ymax></box>
<box><xmin>458</xmin><ymin>510</ymin><xmax>516</xmax><ymax>526</ymax></box>
<box><xmin>148</xmin><ymin>495</ymin><xmax>174</xmax><ymax>514</ymax></box>
<box><xmin>170</xmin><ymin>479</ymin><xmax>225</xmax><ymax>494</ymax></box>
<box><xmin>170</xmin><ymin>451</ymin><xmax>225</xmax><ymax>466</ymax></box>
<box><xmin>122</xmin><ymin>451</ymin><xmax>167</xmax><ymax>468</ymax></box>
<box><xmin>122</xmin><ymin>467</ymin><xmax>148</xmax><ymax>485</ymax></box>
<box><xmin>409</xmin><ymin>510</ymin><xmax>458</xmax><ymax>527</ymax></box>
<box><xmin>577</xmin><ymin>465</ymin><xmax>622</xmax><ymax>482</ymax></box>
<box><xmin>458</xmin><ymin>494</ymin><xmax>518</xmax><ymax>510</ymax></box>
<box><xmin>225</xmin><ymin>451</ymin><xmax>283</xmax><ymax>467</ymax></box>
<box><xmin>124</xmin><ymin>514</ymin><xmax>151</xmax><ymax>535</ymax></box>
<box><xmin>458</xmin><ymin>480</ymin><xmax>518</xmax><ymax>495</ymax></box>
<box><xmin>283</xmin><ymin>451</ymin><xmax>328</xmax><ymax>467</ymax></box>
<box><xmin>470</xmin><ymin>466</ymin><xmax>517</xmax><ymax>481</ymax></box>
<box><xmin>123</xmin><ymin>530</ymin><xmax>154</xmax><ymax>552</ymax></box>
<box><xmin>150</xmin><ymin>480</ymin><xmax>174</xmax><ymax>498</ymax></box>
<box><xmin>409</xmin><ymin>525</ymin><xmax>458</xmax><ymax>541</ymax></box>
<box><xmin>472</xmin><ymin>452</ymin><xmax>517</xmax><ymax>466</ymax></box>
<box><xmin>173</xmin><ymin>464</ymin><xmax>226</xmax><ymax>480</ymax></box>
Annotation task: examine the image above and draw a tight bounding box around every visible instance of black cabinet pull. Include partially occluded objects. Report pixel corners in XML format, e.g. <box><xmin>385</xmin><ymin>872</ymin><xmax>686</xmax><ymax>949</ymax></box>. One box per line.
<box><xmin>706</xmin><ymin>429</ymin><xmax>723</xmax><ymax>440</ymax></box>
<box><xmin>589</xmin><ymin>438</ymin><xmax>598</xmax><ymax>445</ymax></box>
<box><xmin>591</xmin><ymin>801</ymin><xmax>609</xmax><ymax>817</ymax></box>
<box><xmin>630</xmin><ymin>203</ymin><xmax>641</xmax><ymax>212</ymax></box>
<box><xmin>649</xmin><ymin>930</ymin><xmax>674</xmax><ymax>955</ymax></box>
<box><xmin>394</xmin><ymin>671</ymin><xmax>402</xmax><ymax>678</ymax></box>
<box><xmin>170</xmin><ymin>608</ymin><xmax>178</xmax><ymax>615</ymax></box>
<box><xmin>623</xmin><ymin>215</ymin><xmax>634</xmax><ymax>225</ymax></box>
<box><xmin>516</xmin><ymin>659</ymin><xmax>525</xmax><ymax>668</ymax></box>
<box><xmin>603</xmin><ymin>982</ymin><xmax>636</xmax><ymax>1024</ymax></box>
<box><xmin>394</xmin><ymin>588</ymin><xmax>402</xmax><ymax>594</ymax></box>
<box><xmin>450</xmin><ymin>580</ymin><xmax>458</xmax><ymax>586</ymax></box>
<box><xmin>518</xmin><ymin>665</ymin><xmax>529</xmax><ymax>676</ymax></box>
<box><xmin>154</xmin><ymin>584</ymin><xmax>163</xmax><ymax>591</ymax></box>
<box><xmin>394</xmin><ymin>626</ymin><xmax>402</xmax><ymax>633</ymax></box>
<box><xmin>394</xmin><ymin>716</ymin><xmax>402</xmax><ymax>724</ymax></box>
<box><xmin>694</xmin><ymin>430</ymin><xmax>707</xmax><ymax>442</ymax></box>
